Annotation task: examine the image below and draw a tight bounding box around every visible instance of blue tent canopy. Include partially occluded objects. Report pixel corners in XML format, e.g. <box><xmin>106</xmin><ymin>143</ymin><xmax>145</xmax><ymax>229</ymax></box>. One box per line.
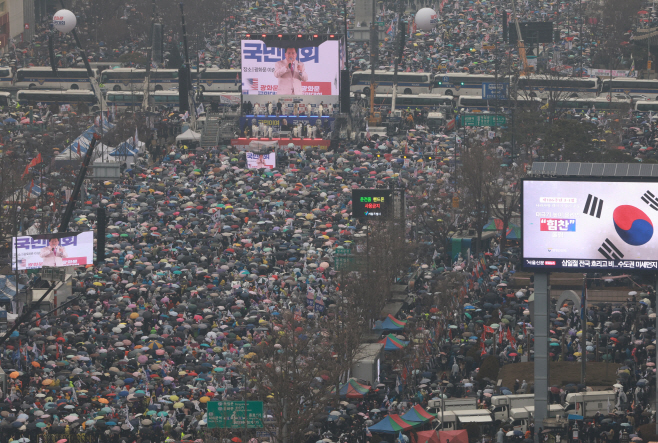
<box><xmin>110</xmin><ymin>142</ymin><xmax>138</xmax><ymax>157</ymax></box>
<box><xmin>23</xmin><ymin>183</ymin><xmax>42</xmax><ymax>197</ymax></box>
<box><xmin>374</xmin><ymin>315</ymin><xmax>407</xmax><ymax>332</ymax></box>
<box><xmin>367</xmin><ymin>414</ymin><xmax>417</xmax><ymax>434</ymax></box>
<box><xmin>0</xmin><ymin>275</ymin><xmax>23</xmax><ymax>301</ymax></box>
<box><xmin>60</xmin><ymin>118</ymin><xmax>115</xmax><ymax>157</ymax></box>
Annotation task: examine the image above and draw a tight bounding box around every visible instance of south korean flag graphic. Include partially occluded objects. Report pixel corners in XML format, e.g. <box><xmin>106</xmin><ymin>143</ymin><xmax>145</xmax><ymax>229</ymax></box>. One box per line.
<box><xmin>584</xmin><ymin>192</ymin><xmax>654</xmax><ymax>260</ymax></box>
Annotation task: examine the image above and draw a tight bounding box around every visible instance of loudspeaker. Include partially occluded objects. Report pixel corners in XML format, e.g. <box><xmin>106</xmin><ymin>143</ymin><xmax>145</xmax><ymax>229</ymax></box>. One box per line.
<box><xmin>340</xmin><ymin>70</ymin><xmax>351</xmax><ymax>114</ymax></box>
<box><xmin>96</xmin><ymin>207</ymin><xmax>106</xmax><ymax>264</ymax></box>
<box><xmin>178</xmin><ymin>66</ymin><xmax>189</xmax><ymax>112</ymax></box>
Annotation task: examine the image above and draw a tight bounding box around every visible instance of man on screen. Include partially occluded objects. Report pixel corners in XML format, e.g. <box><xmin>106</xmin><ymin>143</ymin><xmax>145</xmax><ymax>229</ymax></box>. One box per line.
<box><xmin>40</xmin><ymin>237</ymin><xmax>68</xmax><ymax>267</ymax></box>
<box><xmin>274</xmin><ymin>47</ymin><xmax>308</xmax><ymax>95</ymax></box>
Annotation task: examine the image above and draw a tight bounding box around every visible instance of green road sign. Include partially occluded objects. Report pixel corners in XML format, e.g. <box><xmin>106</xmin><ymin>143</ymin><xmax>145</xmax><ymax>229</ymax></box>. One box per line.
<box><xmin>208</xmin><ymin>401</ymin><xmax>264</xmax><ymax>429</ymax></box>
<box><xmin>462</xmin><ymin>114</ymin><xmax>507</xmax><ymax>127</ymax></box>
<box><xmin>375</xmin><ymin>21</ymin><xmax>385</xmax><ymax>25</ymax></box>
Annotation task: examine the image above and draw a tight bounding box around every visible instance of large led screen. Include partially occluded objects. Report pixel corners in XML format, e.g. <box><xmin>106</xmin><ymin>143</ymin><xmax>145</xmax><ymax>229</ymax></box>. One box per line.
<box><xmin>522</xmin><ymin>179</ymin><xmax>658</xmax><ymax>271</ymax></box>
<box><xmin>12</xmin><ymin>232</ymin><xmax>94</xmax><ymax>270</ymax></box>
<box><xmin>241</xmin><ymin>40</ymin><xmax>340</xmax><ymax>97</ymax></box>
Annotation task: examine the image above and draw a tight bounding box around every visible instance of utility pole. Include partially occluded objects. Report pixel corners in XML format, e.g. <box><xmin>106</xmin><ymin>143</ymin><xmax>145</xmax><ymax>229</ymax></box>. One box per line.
<box><xmin>581</xmin><ymin>276</ymin><xmax>587</xmax><ymax>386</ymax></box>
<box><xmin>142</xmin><ymin>0</ymin><xmax>157</xmax><ymax>110</ymax></box>
<box><xmin>391</xmin><ymin>1</ymin><xmax>404</xmax><ymax>113</ymax></box>
<box><xmin>368</xmin><ymin>0</ymin><xmax>378</xmax><ymax>123</ymax></box>
<box><xmin>579</xmin><ymin>0</ymin><xmax>583</xmax><ymax>76</ymax></box>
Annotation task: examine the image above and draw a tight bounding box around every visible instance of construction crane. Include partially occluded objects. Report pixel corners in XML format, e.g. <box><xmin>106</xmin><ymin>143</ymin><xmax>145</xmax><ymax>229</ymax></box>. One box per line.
<box><xmin>510</xmin><ymin>0</ymin><xmax>533</xmax><ymax>75</ymax></box>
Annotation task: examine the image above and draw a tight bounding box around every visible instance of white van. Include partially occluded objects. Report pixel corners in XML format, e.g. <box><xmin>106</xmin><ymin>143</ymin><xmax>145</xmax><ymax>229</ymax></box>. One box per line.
<box><xmin>490</xmin><ymin>394</ymin><xmax>535</xmax><ymax>422</ymax></box>
<box><xmin>563</xmin><ymin>391</ymin><xmax>615</xmax><ymax>417</ymax></box>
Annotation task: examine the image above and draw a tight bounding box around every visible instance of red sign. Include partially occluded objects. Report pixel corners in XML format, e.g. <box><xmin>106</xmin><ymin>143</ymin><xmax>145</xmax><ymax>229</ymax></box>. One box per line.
<box><xmin>545</xmin><ymin>261</ymin><xmax>556</xmax><ymax>266</ymax></box>
<box><xmin>24</xmin><ymin>23</ymin><xmax>29</xmax><ymax>29</ymax></box>
<box><xmin>301</xmin><ymin>82</ymin><xmax>331</xmax><ymax>95</ymax></box>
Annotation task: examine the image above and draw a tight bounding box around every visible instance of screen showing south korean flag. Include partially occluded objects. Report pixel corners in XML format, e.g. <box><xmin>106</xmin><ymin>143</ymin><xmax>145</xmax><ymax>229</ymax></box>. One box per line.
<box><xmin>241</xmin><ymin>40</ymin><xmax>339</xmax><ymax>97</ymax></box>
<box><xmin>522</xmin><ymin>179</ymin><xmax>658</xmax><ymax>271</ymax></box>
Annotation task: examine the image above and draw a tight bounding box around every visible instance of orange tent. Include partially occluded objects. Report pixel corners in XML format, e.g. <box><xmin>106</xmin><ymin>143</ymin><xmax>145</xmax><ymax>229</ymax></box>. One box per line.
<box><xmin>414</xmin><ymin>431</ymin><xmax>439</xmax><ymax>443</ymax></box>
<box><xmin>438</xmin><ymin>430</ymin><xmax>468</xmax><ymax>443</ymax></box>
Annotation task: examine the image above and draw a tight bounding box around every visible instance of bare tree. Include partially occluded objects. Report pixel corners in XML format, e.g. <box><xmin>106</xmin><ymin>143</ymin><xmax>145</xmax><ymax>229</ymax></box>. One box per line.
<box><xmin>486</xmin><ymin>168</ymin><xmax>522</xmax><ymax>253</ymax></box>
<box><xmin>459</xmin><ymin>143</ymin><xmax>498</xmax><ymax>254</ymax></box>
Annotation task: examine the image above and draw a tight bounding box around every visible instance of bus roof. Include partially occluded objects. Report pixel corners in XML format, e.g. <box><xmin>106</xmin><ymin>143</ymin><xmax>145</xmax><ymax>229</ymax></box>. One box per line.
<box><xmin>103</xmin><ymin>68</ymin><xmax>177</xmax><ymax>72</ymax></box>
<box><xmin>18</xmin><ymin>89</ymin><xmax>95</xmax><ymax>94</ymax></box>
<box><xmin>352</xmin><ymin>70</ymin><xmax>430</xmax><ymax>75</ymax></box>
<box><xmin>17</xmin><ymin>67</ymin><xmax>89</xmax><ymax>71</ymax></box>
<box><xmin>375</xmin><ymin>93</ymin><xmax>453</xmax><ymax>99</ymax></box>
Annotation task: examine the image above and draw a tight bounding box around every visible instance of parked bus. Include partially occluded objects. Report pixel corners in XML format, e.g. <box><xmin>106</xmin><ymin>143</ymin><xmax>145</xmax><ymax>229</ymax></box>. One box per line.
<box><xmin>455</xmin><ymin>96</ymin><xmax>541</xmax><ymax>111</ymax></box>
<box><xmin>0</xmin><ymin>67</ymin><xmax>13</xmax><ymax>89</ymax></box>
<box><xmin>0</xmin><ymin>92</ymin><xmax>11</xmax><ymax>108</ymax></box>
<box><xmin>100</xmin><ymin>68</ymin><xmax>179</xmax><ymax>91</ymax></box>
<box><xmin>433</xmin><ymin>73</ymin><xmax>510</xmax><ymax>97</ymax></box>
<box><xmin>554</xmin><ymin>97</ymin><xmax>632</xmax><ymax>112</ymax></box>
<box><xmin>602</xmin><ymin>78</ymin><xmax>658</xmax><ymax>100</ymax></box>
<box><xmin>16</xmin><ymin>89</ymin><xmax>98</xmax><ymax>108</ymax></box>
<box><xmin>105</xmin><ymin>91</ymin><xmax>144</xmax><ymax>111</ymax></box>
<box><xmin>516</xmin><ymin>75</ymin><xmax>600</xmax><ymax>99</ymax></box>
<box><xmin>373</xmin><ymin>93</ymin><xmax>454</xmax><ymax>110</ymax></box>
<box><xmin>151</xmin><ymin>90</ymin><xmax>180</xmax><ymax>109</ymax></box>
<box><xmin>634</xmin><ymin>101</ymin><xmax>658</xmax><ymax>112</ymax></box>
<box><xmin>195</xmin><ymin>69</ymin><xmax>241</xmax><ymax>92</ymax></box>
<box><xmin>350</xmin><ymin>71</ymin><xmax>432</xmax><ymax>95</ymax></box>
<box><xmin>15</xmin><ymin>68</ymin><xmax>98</xmax><ymax>90</ymax></box>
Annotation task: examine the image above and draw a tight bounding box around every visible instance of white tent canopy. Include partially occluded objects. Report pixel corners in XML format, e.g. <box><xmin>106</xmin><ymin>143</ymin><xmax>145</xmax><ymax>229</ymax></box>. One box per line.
<box><xmin>176</xmin><ymin>129</ymin><xmax>201</xmax><ymax>142</ymax></box>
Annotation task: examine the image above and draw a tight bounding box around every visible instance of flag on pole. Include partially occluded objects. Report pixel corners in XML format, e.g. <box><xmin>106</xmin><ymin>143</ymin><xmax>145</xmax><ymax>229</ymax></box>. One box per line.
<box><xmin>77</xmin><ymin>141</ymin><xmax>81</xmax><ymax>157</ymax></box>
<box><xmin>21</xmin><ymin>153</ymin><xmax>42</xmax><ymax>178</ymax></box>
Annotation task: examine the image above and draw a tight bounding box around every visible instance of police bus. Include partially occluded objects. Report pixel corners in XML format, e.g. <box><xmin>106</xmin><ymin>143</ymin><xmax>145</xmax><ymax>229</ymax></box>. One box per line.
<box><xmin>516</xmin><ymin>75</ymin><xmax>600</xmax><ymax>99</ymax></box>
<box><xmin>455</xmin><ymin>96</ymin><xmax>541</xmax><ymax>111</ymax></box>
<box><xmin>373</xmin><ymin>94</ymin><xmax>454</xmax><ymax>110</ymax></box>
<box><xmin>433</xmin><ymin>73</ymin><xmax>510</xmax><ymax>97</ymax></box>
<box><xmin>195</xmin><ymin>69</ymin><xmax>241</xmax><ymax>92</ymax></box>
<box><xmin>15</xmin><ymin>68</ymin><xmax>99</xmax><ymax>90</ymax></box>
<box><xmin>105</xmin><ymin>91</ymin><xmax>144</xmax><ymax>111</ymax></box>
<box><xmin>16</xmin><ymin>89</ymin><xmax>98</xmax><ymax>108</ymax></box>
<box><xmin>100</xmin><ymin>68</ymin><xmax>179</xmax><ymax>91</ymax></box>
<box><xmin>602</xmin><ymin>78</ymin><xmax>658</xmax><ymax>101</ymax></box>
<box><xmin>350</xmin><ymin>71</ymin><xmax>432</xmax><ymax>95</ymax></box>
